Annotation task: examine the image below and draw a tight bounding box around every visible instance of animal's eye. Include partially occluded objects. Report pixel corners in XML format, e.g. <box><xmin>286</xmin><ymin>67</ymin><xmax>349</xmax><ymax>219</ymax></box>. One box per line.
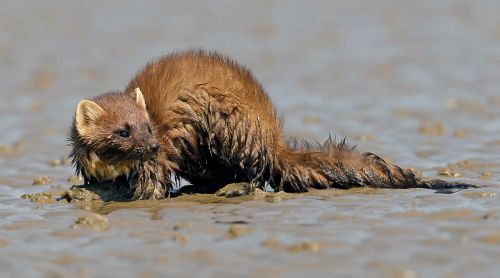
<box><xmin>147</xmin><ymin>126</ymin><xmax>152</xmax><ymax>134</ymax></box>
<box><xmin>119</xmin><ymin>130</ymin><xmax>130</xmax><ymax>138</ymax></box>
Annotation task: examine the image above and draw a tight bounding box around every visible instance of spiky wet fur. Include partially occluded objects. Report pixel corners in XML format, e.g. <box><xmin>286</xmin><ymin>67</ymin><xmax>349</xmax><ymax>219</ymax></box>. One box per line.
<box><xmin>69</xmin><ymin>49</ymin><xmax>474</xmax><ymax>201</ymax></box>
<box><xmin>69</xmin><ymin>92</ymin><xmax>170</xmax><ymax>200</ymax></box>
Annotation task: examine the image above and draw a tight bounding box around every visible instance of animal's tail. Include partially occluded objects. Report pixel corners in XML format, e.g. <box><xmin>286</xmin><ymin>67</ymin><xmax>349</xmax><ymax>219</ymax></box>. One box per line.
<box><xmin>277</xmin><ymin>139</ymin><xmax>475</xmax><ymax>192</ymax></box>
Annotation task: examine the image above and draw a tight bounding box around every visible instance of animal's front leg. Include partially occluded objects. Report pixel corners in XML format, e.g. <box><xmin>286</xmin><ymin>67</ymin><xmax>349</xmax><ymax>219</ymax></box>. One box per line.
<box><xmin>133</xmin><ymin>160</ymin><xmax>171</xmax><ymax>200</ymax></box>
<box><xmin>62</xmin><ymin>179</ymin><xmax>134</xmax><ymax>202</ymax></box>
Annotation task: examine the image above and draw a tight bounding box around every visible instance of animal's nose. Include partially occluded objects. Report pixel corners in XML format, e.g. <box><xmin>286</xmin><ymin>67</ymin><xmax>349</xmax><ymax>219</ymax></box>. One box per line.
<box><xmin>149</xmin><ymin>141</ymin><xmax>160</xmax><ymax>152</ymax></box>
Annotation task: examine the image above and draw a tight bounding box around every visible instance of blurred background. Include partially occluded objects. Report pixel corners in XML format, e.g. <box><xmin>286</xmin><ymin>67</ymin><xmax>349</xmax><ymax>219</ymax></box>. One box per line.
<box><xmin>2</xmin><ymin>2</ymin><xmax>500</xmax><ymax>277</ymax></box>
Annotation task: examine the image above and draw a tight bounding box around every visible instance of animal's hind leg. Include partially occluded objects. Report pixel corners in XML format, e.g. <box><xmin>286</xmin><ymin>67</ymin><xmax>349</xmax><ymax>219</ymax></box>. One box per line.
<box><xmin>215</xmin><ymin>176</ymin><xmax>269</xmax><ymax>198</ymax></box>
<box><xmin>173</xmin><ymin>182</ymin><xmax>254</xmax><ymax>197</ymax></box>
<box><xmin>215</xmin><ymin>182</ymin><xmax>253</xmax><ymax>197</ymax></box>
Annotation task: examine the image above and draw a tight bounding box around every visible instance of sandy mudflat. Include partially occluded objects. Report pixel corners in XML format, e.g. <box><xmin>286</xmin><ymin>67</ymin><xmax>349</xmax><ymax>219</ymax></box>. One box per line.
<box><xmin>1</xmin><ymin>1</ymin><xmax>500</xmax><ymax>277</ymax></box>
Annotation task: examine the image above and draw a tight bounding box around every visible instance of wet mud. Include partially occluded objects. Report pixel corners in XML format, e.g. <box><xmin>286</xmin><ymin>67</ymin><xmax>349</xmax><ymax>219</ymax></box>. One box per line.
<box><xmin>2</xmin><ymin>1</ymin><xmax>500</xmax><ymax>277</ymax></box>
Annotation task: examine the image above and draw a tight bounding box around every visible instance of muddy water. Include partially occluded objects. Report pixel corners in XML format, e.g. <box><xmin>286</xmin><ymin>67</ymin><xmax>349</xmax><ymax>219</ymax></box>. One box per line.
<box><xmin>1</xmin><ymin>1</ymin><xmax>500</xmax><ymax>277</ymax></box>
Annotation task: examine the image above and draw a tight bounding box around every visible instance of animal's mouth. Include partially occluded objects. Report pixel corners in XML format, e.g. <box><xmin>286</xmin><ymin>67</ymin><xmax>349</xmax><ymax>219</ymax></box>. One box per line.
<box><xmin>141</xmin><ymin>152</ymin><xmax>157</xmax><ymax>162</ymax></box>
<box><xmin>140</xmin><ymin>141</ymin><xmax>160</xmax><ymax>162</ymax></box>
<box><xmin>140</xmin><ymin>150</ymin><xmax>158</xmax><ymax>162</ymax></box>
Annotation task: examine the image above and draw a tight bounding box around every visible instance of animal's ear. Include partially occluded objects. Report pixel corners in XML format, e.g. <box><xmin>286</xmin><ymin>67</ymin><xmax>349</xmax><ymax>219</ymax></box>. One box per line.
<box><xmin>75</xmin><ymin>100</ymin><xmax>105</xmax><ymax>135</ymax></box>
<box><xmin>134</xmin><ymin>87</ymin><xmax>147</xmax><ymax>112</ymax></box>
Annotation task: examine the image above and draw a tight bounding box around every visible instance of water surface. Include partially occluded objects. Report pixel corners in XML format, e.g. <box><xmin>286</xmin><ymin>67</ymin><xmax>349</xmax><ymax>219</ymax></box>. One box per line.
<box><xmin>1</xmin><ymin>1</ymin><xmax>500</xmax><ymax>277</ymax></box>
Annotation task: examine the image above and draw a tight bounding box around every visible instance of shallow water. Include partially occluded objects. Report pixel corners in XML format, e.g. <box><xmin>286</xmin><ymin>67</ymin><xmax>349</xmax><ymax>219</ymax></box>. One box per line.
<box><xmin>1</xmin><ymin>1</ymin><xmax>500</xmax><ymax>277</ymax></box>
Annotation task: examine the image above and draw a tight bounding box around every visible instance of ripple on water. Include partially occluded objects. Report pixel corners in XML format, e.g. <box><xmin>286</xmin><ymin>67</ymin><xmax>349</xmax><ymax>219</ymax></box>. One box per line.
<box><xmin>1</xmin><ymin>1</ymin><xmax>500</xmax><ymax>277</ymax></box>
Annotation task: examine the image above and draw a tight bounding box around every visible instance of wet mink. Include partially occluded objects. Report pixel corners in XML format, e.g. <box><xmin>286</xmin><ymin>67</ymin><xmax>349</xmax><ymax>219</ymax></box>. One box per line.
<box><xmin>69</xmin><ymin>49</ymin><xmax>474</xmax><ymax>200</ymax></box>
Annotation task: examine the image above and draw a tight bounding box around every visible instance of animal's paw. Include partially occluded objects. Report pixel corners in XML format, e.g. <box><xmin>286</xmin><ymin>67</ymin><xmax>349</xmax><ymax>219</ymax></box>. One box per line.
<box><xmin>215</xmin><ymin>182</ymin><xmax>253</xmax><ymax>198</ymax></box>
<box><xmin>61</xmin><ymin>186</ymin><xmax>101</xmax><ymax>202</ymax></box>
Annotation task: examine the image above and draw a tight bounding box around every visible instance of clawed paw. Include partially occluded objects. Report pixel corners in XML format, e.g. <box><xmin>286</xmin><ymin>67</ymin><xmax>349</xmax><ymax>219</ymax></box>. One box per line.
<box><xmin>215</xmin><ymin>182</ymin><xmax>253</xmax><ymax>198</ymax></box>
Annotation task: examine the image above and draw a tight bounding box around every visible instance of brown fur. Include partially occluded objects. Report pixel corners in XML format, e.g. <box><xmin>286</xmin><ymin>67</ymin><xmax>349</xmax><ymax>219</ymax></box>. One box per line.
<box><xmin>69</xmin><ymin>49</ymin><xmax>473</xmax><ymax>200</ymax></box>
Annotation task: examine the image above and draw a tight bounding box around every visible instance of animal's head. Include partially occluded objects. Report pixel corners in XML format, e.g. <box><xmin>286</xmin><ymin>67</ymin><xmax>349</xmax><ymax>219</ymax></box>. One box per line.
<box><xmin>73</xmin><ymin>88</ymin><xmax>160</xmax><ymax>163</ymax></box>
